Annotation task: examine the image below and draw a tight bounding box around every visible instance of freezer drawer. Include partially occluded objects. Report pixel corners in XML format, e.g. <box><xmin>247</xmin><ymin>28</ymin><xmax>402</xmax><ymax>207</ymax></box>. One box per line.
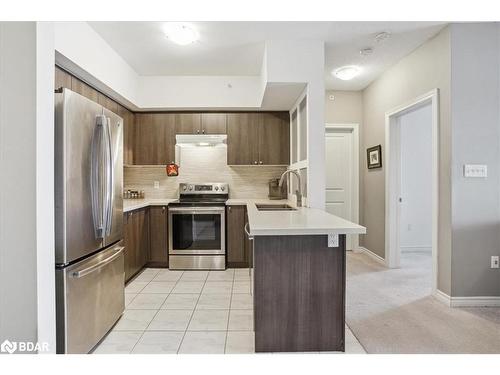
<box><xmin>56</xmin><ymin>241</ymin><xmax>125</xmax><ymax>354</ymax></box>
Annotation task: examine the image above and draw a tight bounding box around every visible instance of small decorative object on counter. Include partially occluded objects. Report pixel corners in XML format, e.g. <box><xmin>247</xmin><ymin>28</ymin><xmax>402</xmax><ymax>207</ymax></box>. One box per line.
<box><xmin>166</xmin><ymin>162</ymin><xmax>179</xmax><ymax>177</ymax></box>
<box><xmin>124</xmin><ymin>189</ymin><xmax>144</xmax><ymax>199</ymax></box>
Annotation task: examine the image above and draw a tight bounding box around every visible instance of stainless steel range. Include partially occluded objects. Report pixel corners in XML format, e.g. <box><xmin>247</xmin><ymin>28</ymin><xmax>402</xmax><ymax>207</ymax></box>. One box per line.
<box><xmin>168</xmin><ymin>183</ymin><xmax>229</xmax><ymax>270</ymax></box>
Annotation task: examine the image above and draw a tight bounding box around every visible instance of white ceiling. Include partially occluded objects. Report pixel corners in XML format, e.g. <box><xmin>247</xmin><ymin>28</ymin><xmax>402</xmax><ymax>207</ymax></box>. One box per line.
<box><xmin>89</xmin><ymin>21</ymin><xmax>446</xmax><ymax>91</ymax></box>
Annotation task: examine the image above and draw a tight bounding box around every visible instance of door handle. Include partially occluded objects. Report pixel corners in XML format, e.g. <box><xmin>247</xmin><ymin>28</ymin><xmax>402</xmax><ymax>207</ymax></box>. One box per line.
<box><xmin>104</xmin><ymin>117</ymin><xmax>114</xmax><ymax>236</ymax></box>
<box><xmin>71</xmin><ymin>247</ymin><xmax>124</xmax><ymax>278</ymax></box>
<box><xmin>91</xmin><ymin>115</ymin><xmax>107</xmax><ymax>239</ymax></box>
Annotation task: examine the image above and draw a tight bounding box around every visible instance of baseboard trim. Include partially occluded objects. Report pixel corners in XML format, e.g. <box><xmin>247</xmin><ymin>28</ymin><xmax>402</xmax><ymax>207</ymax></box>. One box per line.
<box><xmin>433</xmin><ymin>290</ymin><xmax>500</xmax><ymax>307</ymax></box>
<box><xmin>358</xmin><ymin>246</ymin><xmax>386</xmax><ymax>265</ymax></box>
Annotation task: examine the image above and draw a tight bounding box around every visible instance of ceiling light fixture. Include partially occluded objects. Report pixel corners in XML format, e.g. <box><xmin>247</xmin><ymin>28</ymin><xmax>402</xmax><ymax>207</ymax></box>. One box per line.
<box><xmin>163</xmin><ymin>22</ymin><xmax>199</xmax><ymax>45</ymax></box>
<box><xmin>374</xmin><ymin>31</ymin><xmax>391</xmax><ymax>43</ymax></box>
<box><xmin>333</xmin><ymin>66</ymin><xmax>361</xmax><ymax>81</ymax></box>
<box><xmin>360</xmin><ymin>47</ymin><xmax>373</xmax><ymax>56</ymax></box>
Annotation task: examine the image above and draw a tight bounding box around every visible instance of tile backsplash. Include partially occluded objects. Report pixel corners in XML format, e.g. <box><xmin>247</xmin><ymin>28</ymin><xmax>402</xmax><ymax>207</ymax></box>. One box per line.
<box><xmin>124</xmin><ymin>146</ymin><xmax>287</xmax><ymax>199</ymax></box>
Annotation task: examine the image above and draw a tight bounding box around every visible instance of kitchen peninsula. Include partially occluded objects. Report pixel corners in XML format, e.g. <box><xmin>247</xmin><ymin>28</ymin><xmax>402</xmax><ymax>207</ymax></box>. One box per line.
<box><xmin>246</xmin><ymin>203</ymin><xmax>366</xmax><ymax>352</ymax></box>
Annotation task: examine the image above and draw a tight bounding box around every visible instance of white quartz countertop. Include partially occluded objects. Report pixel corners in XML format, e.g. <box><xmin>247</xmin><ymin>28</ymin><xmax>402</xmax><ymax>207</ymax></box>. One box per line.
<box><xmin>123</xmin><ymin>198</ymin><xmax>366</xmax><ymax>236</ymax></box>
<box><xmin>246</xmin><ymin>202</ymin><xmax>366</xmax><ymax>236</ymax></box>
<box><xmin>123</xmin><ymin>198</ymin><xmax>177</xmax><ymax>212</ymax></box>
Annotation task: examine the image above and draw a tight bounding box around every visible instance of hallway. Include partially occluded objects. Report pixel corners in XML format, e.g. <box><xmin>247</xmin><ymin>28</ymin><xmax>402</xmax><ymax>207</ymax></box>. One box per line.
<box><xmin>346</xmin><ymin>251</ymin><xmax>500</xmax><ymax>353</ymax></box>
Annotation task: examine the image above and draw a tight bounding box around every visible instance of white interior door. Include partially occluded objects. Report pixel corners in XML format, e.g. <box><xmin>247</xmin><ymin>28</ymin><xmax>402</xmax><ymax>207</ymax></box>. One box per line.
<box><xmin>325</xmin><ymin>130</ymin><xmax>355</xmax><ymax>250</ymax></box>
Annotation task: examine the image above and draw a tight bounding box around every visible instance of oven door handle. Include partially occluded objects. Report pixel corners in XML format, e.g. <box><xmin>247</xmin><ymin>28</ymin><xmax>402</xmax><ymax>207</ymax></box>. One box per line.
<box><xmin>169</xmin><ymin>206</ymin><xmax>226</xmax><ymax>213</ymax></box>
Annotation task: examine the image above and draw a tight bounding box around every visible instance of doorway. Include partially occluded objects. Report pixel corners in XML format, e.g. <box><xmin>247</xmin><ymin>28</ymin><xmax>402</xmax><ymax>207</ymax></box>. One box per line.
<box><xmin>325</xmin><ymin>124</ymin><xmax>359</xmax><ymax>251</ymax></box>
<box><xmin>385</xmin><ymin>89</ymin><xmax>439</xmax><ymax>293</ymax></box>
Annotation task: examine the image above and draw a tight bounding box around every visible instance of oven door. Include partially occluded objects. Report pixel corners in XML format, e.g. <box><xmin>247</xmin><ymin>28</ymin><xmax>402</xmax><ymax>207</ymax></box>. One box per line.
<box><xmin>168</xmin><ymin>206</ymin><xmax>225</xmax><ymax>255</ymax></box>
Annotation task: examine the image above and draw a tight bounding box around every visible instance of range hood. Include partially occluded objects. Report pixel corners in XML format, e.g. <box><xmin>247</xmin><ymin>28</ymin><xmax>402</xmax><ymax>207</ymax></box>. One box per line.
<box><xmin>175</xmin><ymin>134</ymin><xmax>227</xmax><ymax>147</ymax></box>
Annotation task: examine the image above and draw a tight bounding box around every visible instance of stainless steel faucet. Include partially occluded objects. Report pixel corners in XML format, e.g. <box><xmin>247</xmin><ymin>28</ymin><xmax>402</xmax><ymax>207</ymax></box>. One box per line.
<box><xmin>279</xmin><ymin>170</ymin><xmax>302</xmax><ymax>207</ymax></box>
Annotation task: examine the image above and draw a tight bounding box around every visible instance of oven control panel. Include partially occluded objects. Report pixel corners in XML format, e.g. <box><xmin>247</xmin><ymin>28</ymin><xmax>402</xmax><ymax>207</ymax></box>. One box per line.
<box><xmin>179</xmin><ymin>183</ymin><xmax>229</xmax><ymax>194</ymax></box>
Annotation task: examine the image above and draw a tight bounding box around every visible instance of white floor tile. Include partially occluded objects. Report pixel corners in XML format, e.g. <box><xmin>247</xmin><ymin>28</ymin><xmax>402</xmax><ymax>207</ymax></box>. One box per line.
<box><xmin>147</xmin><ymin>310</ymin><xmax>193</xmax><ymax>331</ymax></box>
<box><xmin>232</xmin><ymin>281</ymin><xmax>251</xmax><ymax>293</ymax></box>
<box><xmin>188</xmin><ymin>310</ymin><xmax>229</xmax><ymax>331</ymax></box>
<box><xmin>180</xmin><ymin>270</ymin><xmax>209</xmax><ymax>281</ymax></box>
<box><xmin>113</xmin><ymin>310</ymin><xmax>157</xmax><ymax>331</ymax></box>
<box><xmin>132</xmin><ymin>331</ymin><xmax>184</xmax><ymax>354</ymax></box>
<box><xmin>228</xmin><ymin>309</ymin><xmax>253</xmax><ymax>331</ymax></box>
<box><xmin>230</xmin><ymin>293</ymin><xmax>253</xmax><ymax>309</ymax></box>
<box><xmin>153</xmin><ymin>270</ymin><xmax>184</xmax><ymax>282</ymax></box>
<box><xmin>125</xmin><ymin>293</ymin><xmax>137</xmax><ymax>307</ymax></box>
<box><xmin>207</xmin><ymin>269</ymin><xmax>234</xmax><ymax>281</ymax></box>
<box><xmin>234</xmin><ymin>269</ymin><xmax>251</xmax><ymax>280</ymax></box>
<box><xmin>161</xmin><ymin>294</ymin><xmax>199</xmax><ymax>310</ymax></box>
<box><xmin>225</xmin><ymin>331</ymin><xmax>255</xmax><ymax>354</ymax></box>
<box><xmin>171</xmin><ymin>281</ymin><xmax>205</xmax><ymax>294</ymax></box>
<box><xmin>125</xmin><ymin>281</ymin><xmax>149</xmax><ymax>294</ymax></box>
<box><xmin>202</xmin><ymin>281</ymin><xmax>233</xmax><ymax>294</ymax></box>
<box><xmin>141</xmin><ymin>281</ymin><xmax>176</xmax><ymax>294</ymax></box>
<box><xmin>178</xmin><ymin>331</ymin><xmax>226</xmax><ymax>354</ymax></box>
<box><xmin>92</xmin><ymin>331</ymin><xmax>142</xmax><ymax>354</ymax></box>
<box><xmin>127</xmin><ymin>293</ymin><xmax>168</xmax><ymax>310</ymax></box>
<box><xmin>196</xmin><ymin>293</ymin><xmax>231</xmax><ymax>310</ymax></box>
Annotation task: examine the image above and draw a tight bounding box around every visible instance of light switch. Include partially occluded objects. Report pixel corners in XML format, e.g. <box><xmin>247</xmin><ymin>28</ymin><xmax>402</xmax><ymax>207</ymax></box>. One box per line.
<box><xmin>328</xmin><ymin>234</ymin><xmax>339</xmax><ymax>248</ymax></box>
<box><xmin>153</xmin><ymin>181</ymin><xmax>160</xmax><ymax>189</ymax></box>
<box><xmin>464</xmin><ymin>164</ymin><xmax>487</xmax><ymax>178</ymax></box>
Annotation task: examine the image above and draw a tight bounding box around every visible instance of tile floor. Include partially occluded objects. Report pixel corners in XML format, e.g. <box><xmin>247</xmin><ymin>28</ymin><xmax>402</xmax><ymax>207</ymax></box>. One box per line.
<box><xmin>92</xmin><ymin>268</ymin><xmax>366</xmax><ymax>354</ymax></box>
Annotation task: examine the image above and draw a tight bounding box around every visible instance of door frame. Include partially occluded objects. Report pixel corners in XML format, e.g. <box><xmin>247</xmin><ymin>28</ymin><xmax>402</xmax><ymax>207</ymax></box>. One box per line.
<box><xmin>384</xmin><ymin>89</ymin><xmax>439</xmax><ymax>293</ymax></box>
<box><xmin>325</xmin><ymin>123</ymin><xmax>360</xmax><ymax>252</ymax></box>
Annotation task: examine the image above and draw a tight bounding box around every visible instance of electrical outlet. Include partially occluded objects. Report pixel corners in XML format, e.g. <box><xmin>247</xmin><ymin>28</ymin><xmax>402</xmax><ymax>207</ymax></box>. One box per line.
<box><xmin>464</xmin><ymin>164</ymin><xmax>487</xmax><ymax>178</ymax></box>
<box><xmin>153</xmin><ymin>181</ymin><xmax>160</xmax><ymax>189</ymax></box>
<box><xmin>328</xmin><ymin>234</ymin><xmax>339</xmax><ymax>248</ymax></box>
<box><xmin>491</xmin><ymin>256</ymin><xmax>499</xmax><ymax>269</ymax></box>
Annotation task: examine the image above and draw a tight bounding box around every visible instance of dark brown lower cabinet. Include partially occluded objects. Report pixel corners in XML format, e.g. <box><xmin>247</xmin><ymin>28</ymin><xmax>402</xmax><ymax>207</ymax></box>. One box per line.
<box><xmin>124</xmin><ymin>207</ymin><xmax>150</xmax><ymax>283</ymax></box>
<box><xmin>227</xmin><ymin>205</ymin><xmax>249</xmax><ymax>268</ymax></box>
<box><xmin>149</xmin><ymin>206</ymin><xmax>169</xmax><ymax>267</ymax></box>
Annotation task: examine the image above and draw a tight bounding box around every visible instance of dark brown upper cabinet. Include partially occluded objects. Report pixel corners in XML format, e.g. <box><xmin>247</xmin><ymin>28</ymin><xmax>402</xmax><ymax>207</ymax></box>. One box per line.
<box><xmin>227</xmin><ymin>113</ymin><xmax>260</xmax><ymax>165</ymax></box>
<box><xmin>98</xmin><ymin>93</ymin><xmax>119</xmax><ymax>113</ymax></box>
<box><xmin>174</xmin><ymin>113</ymin><xmax>227</xmax><ymax>135</ymax></box>
<box><xmin>117</xmin><ymin>105</ymin><xmax>135</xmax><ymax>165</ymax></box>
<box><xmin>55</xmin><ymin>66</ymin><xmax>72</xmax><ymax>90</ymax></box>
<box><xmin>201</xmin><ymin>113</ymin><xmax>227</xmax><ymax>134</ymax></box>
<box><xmin>259</xmin><ymin>112</ymin><xmax>290</xmax><ymax>165</ymax></box>
<box><xmin>71</xmin><ymin>76</ymin><xmax>99</xmax><ymax>102</ymax></box>
<box><xmin>175</xmin><ymin>113</ymin><xmax>202</xmax><ymax>134</ymax></box>
<box><xmin>134</xmin><ymin>113</ymin><xmax>176</xmax><ymax>165</ymax></box>
<box><xmin>227</xmin><ymin>112</ymin><xmax>289</xmax><ymax>166</ymax></box>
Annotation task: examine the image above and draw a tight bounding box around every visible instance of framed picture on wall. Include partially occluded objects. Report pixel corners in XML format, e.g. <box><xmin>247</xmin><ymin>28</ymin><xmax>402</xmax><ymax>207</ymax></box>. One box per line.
<box><xmin>367</xmin><ymin>145</ymin><xmax>382</xmax><ymax>169</ymax></box>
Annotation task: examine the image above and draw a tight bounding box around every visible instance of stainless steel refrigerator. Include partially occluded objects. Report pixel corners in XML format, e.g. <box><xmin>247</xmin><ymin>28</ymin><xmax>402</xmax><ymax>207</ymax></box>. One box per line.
<box><xmin>55</xmin><ymin>88</ymin><xmax>124</xmax><ymax>354</ymax></box>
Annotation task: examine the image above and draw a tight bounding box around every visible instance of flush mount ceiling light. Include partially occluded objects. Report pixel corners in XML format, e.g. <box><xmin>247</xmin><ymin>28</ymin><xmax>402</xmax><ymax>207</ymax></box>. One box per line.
<box><xmin>163</xmin><ymin>22</ymin><xmax>199</xmax><ymax>45</ymax></box>
<box><xmin>360</xmin><ymin>47</ymin><xmax>374</xmax><ymax>56</ymax></box>
<box><xmin>333</xmin><ymin>66</ymin><xmax>361</xmax><ymax>81</ymax></box>
<box><xmin>374</xmin><ymin>31</ymin><xmax>391</xmax><ymax>43</ymax></box>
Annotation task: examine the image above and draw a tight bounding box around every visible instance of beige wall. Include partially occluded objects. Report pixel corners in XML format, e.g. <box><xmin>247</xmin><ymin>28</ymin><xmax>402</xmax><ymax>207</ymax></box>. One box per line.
<box><xmin>361</xmin><ymin>27</ymin><xmax>452</xmax><ymax>294</ymax></box>
<box><xmin>325</xmin><ymin>90</ymin><xmax>363</xmax><ymax>124</ymax></box>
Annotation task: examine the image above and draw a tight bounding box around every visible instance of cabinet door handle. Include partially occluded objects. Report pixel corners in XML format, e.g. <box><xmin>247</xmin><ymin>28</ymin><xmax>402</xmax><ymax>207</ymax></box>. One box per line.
<box><xmin>259</xmin><ymin>161</ymin><xmax>263</xmax><ymax>164</ymax></box>
<box><xmin>254</xmin><ymin>161</ymin><xmax>258</xmax><ymax>165</ymax></box>
<box><xmin>202</xmin><ymin>129</ymin><xmax>205</xmax><ymax>134</ymax></box>
<box><xmin>162</xmin><ymin>206</ymin><xmax>166</xmax><ymax>212</ymax></box>
<box><xmin>228</xmin><ymin>206</ymin><xmax>231</xmax><ymax>212</ymax></box>
<box><xmin>196</xmin><ymin>129</ymin><xmax>200</xmax><ymax>134</ymax></box>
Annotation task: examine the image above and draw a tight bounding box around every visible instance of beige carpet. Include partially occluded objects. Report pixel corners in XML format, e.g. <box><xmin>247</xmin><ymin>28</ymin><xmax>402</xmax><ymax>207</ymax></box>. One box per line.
<box><xmin>346</xmin><ymin>251</ymin><xmax>500</xmax><ymax>353</ymax></box>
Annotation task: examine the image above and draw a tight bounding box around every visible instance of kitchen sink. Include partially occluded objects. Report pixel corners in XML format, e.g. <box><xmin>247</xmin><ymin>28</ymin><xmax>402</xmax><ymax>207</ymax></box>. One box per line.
<box><xmin>255</xmin><ymin>204</ymin><xmax>297</xmax><ymax>211</ymax></box>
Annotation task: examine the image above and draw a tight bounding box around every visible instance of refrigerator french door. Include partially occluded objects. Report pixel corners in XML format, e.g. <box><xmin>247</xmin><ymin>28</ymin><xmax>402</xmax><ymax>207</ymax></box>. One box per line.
<box><xmin>54</xmin><ymin>88</ymin><xmax>124</xmax><ymax>354</ymax></box>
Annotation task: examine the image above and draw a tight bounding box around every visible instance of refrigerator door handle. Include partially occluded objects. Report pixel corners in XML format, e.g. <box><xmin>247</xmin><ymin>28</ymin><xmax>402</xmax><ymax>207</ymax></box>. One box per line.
<box><xmin>104</xmin><ymin>117</ymin><xmax>114</xmax><ymax>236</ymax></box>
<box><xmin>70</xmin><ymin>246</ymin><xmax>124</xmax><ymax>279</ymax></box>
<box><xmin>90</xmin><ymin>115</ymin><xmax>107</xmax><ymax>239</ymax></box>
